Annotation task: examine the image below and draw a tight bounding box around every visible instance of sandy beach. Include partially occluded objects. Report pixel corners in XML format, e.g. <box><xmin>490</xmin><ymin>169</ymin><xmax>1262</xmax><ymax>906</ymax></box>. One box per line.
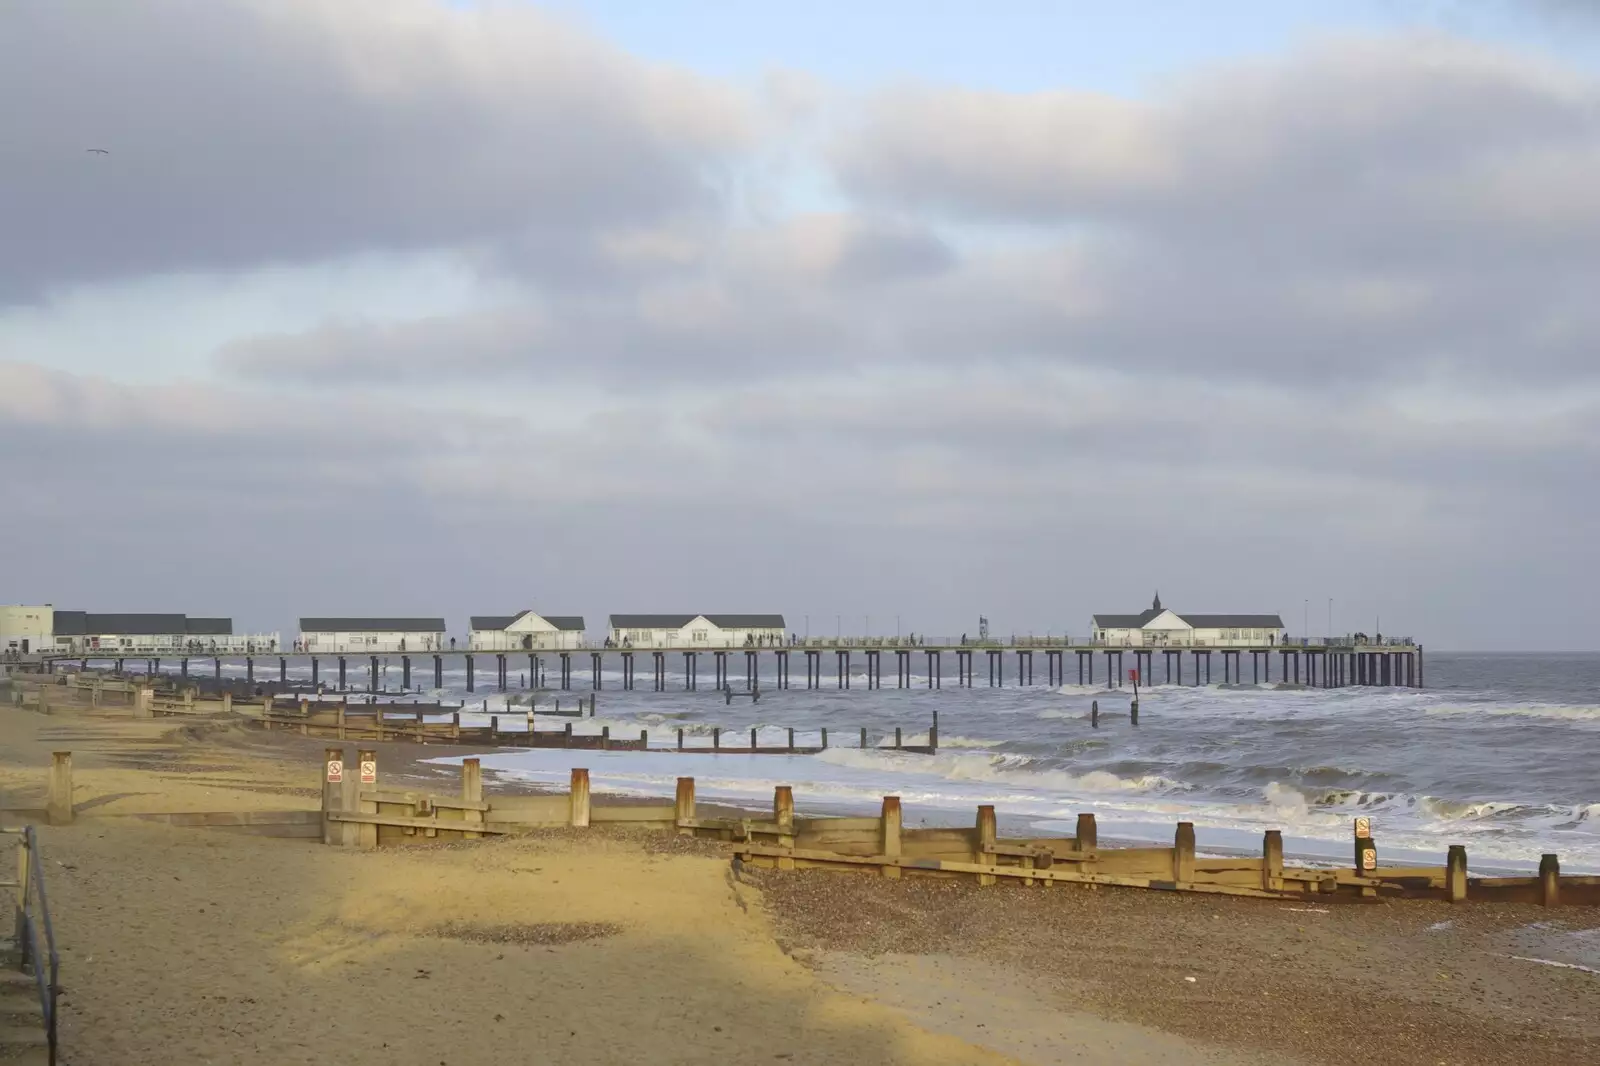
<box><xmin>1</xmin><ymin>697</ymin><xmax>1596</xmax><ymax>1065</ymax></box>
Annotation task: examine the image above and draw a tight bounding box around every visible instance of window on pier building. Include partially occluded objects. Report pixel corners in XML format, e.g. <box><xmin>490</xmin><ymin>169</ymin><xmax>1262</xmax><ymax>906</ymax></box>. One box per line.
<box><xmin>693</xmin><ymin>630</ymin><xmax>707</xmax><ymax>643</ymax></box>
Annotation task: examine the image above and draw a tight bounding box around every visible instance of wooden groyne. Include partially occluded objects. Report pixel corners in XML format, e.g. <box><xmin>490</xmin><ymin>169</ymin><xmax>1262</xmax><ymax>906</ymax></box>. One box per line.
<box><xmin>5</xmin><ymin>673</ymin><xmax>939</xmax><ymax>755</ymax></box>
<box><xmin>257</xmin><ymin>701</ymin><xmax>939</xmax><ymax>755</ymax></box>
<box><xmin>305</xmin><ymin>752</ymin><xmax>1596</xmax><ymax>906</ymax></box>
<box><xmin>12</xmin><ymin>748</ymin><xmax>1597</xmax><ymax>908</ymax></box>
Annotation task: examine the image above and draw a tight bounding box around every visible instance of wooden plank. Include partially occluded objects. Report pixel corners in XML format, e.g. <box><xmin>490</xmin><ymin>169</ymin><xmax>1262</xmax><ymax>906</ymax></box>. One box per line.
<box><xmin>1091</xmin><ymin>847</ymin><xmax>1176</xmax><ymax>875</ymax></box>
<box><xmin>591</xmin><ymin>805</ymin><xmax>676</xmax><ymax>824</ymax></box>
<box><xmin>795</xmin><ymin>816</ymin><xmax>882</xmax><ymax>833</ymax></box>
<box><xmin>328</xmin><ymin>812</ymin><xmax>511</xmax><ymax>835</ymax></box>
<box><xmin>358</xmin><ymin>790</ymin><xmax>490</xmax><ymax>812</ymax></box>
<box><xmin>735</xmin><ymin>845</ymin><xmax>1296</xmax><ymax>899</ymax></box>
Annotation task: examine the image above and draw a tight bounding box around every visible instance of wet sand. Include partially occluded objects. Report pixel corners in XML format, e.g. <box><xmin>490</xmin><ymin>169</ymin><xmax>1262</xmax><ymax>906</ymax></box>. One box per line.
<box><xmin>0</xmin><ymin>697</ymin><xmax>1595</xmax><ymax>1065</ymax></box>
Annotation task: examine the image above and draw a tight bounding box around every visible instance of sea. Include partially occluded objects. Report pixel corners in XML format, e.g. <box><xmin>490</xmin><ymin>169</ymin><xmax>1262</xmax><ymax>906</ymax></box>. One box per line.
<box><xmin>259</xmin><ymin>651</ymin><xmax>1600</xmax><ymax>876</ymax></box>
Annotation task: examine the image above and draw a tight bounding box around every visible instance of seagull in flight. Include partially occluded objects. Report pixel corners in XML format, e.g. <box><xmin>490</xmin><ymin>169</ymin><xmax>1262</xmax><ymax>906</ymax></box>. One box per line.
<box><xmin>85</xmin><ymin>148</ymin><xmax>109</xmax><ymax>154</ymax></box>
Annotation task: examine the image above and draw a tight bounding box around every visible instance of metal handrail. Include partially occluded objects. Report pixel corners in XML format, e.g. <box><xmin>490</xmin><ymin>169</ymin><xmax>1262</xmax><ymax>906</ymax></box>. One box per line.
<box><xmin>9</xmin><ymin>826</ymin><xmax>59</xmax><ymax>1065</ymax></box>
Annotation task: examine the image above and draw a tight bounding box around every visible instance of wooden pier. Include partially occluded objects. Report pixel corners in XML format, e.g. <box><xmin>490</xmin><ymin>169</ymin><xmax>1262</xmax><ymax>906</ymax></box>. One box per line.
<box><xmin>36</xmin><ymin>641</ymin><xmax>1425</xmax><ymax>694</ymax></box>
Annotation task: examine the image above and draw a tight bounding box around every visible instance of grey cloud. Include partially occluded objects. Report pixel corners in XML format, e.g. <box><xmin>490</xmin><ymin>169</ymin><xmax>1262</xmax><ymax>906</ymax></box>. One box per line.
<box><xmin>216</xmin><ymin>213</ymin><xmax>955</xmax><ymax>384</ymax></box>
<box><xmin>6</xmin><ymin>360</ymin><xmax>1595</xmax><ymax>647</ymax></box>
<box><xmin>0</xmin><ymin>0</ymin><xmax>746</xmax><ymax>302</ymax></box>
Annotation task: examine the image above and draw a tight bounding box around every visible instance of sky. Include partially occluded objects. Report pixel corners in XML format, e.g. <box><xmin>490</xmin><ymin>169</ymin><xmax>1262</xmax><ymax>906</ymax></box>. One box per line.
<box><xmin>2</xmin><ymin>0</ymin><xmax>1598</xmax><ymax>650</ymax></box>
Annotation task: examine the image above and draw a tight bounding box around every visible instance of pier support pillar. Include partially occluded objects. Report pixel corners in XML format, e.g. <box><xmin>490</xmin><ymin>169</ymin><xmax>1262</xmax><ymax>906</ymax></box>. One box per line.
<box><xmin>402</xmin><ymin>656</ymin><xmax>410</xmax><ymax>690</ymax></box>
<box><xmin>311</xmin><ymin>657</ymin><xmax>319</xmax><ymax>687</ymax></box>
<box><xmin>337</xmin><ymin>656</ymin><xmax>346</xmax><ymax>691</ymax></box>
<box><xmin>370</xmin><ymin>655</ymin><xmax>378</xmax><ymax>694</ymax></box>
<box><xmin>465</xmin><ymin>654</ymin><xmax>474</xmax><ymax>692</ymax></box>
<box><xmin>592</xmin><ymin>652</ymin><xmax>602</xmax><ymax>690</ymax></box>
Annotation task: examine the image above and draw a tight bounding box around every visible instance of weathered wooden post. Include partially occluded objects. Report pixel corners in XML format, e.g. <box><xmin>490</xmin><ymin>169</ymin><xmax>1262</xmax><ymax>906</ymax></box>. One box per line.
<box><xmin>712</xmin><ymin>727</ymin><xmax>720</xmax><ymax>750</ymax></box>
<box><xmin>774</xmin><ymin>786</ymin><xmax>795</xmax><ymax>868</ymax></box>
<box><xmin>1262</xmin><ymin>830</ymin><xmax>1284</xmax><ymax>892</ymax></box>
<box><xmin>321</xmin><ymin>746</ymin><xmax>345</xmax><ymax>845</ymax></box>
<box><xmin>461</xmin><ymin>757</ymin><xmax>484</xmax><ymax>840</ymax></box>
<box><xmin>675</xmin><ymin>777</ymin><xmax>696</xmax><ymax>835</ymax></box>
<box><xmin>1353</xmin><ymin>817</ymin><xmax>1376</xmax><ymax>875</ymax></box>
<box><xmin>490</xmin><ymin>715</ymin><xmax>499</xmax><ymax>743</ymax></box>
<box><xmin>1129</xmin><ymin>698</ymin><xmax>1138</xmax><ymax>726</ymax></box>
<box><xmin>356</xmin><ymin>748</ymin><xmax>378</xmax><ymax>849</ymax></box>
<box><xmin>588</xmin><ymin>694</ymin><xmax>596</xmax><ymax>717</ymax></box>
<box><xmin>677</xmin><ymin>727</ymin><xmax>684</xmax><ymax>751</ymax></box>
<box><xmin>564</xmin><ymin>722</ymin><xmax>573</xmax><ymax>746</ymax></box>
<box><xmin>894</xmin><ymin>727</ymin><xmax>902</xmax><ymax>749</ymax></box>
<box><xmin>881</xmin><ymin>795</ymin><xmax>902</xmax><ymax>879</ymax></box>
<box><xmin>601</xmin><ymin>726</ymin><xmax>610</xmax><ymax>750</ymax></box>
<box><xmin>820</xmin><ymin>727</ymin><xmax>828</xmax><ymax>749</ymax></box>
<box><xmin>787</xmin><ymin>727</ymin><xmax>795</xmax><ymax>752</ymax></box>
<box><xmin>452</xmin><ymin>711</ymin><xmax>461</xmax><ymax>740</ymax></box>
<box><xmin>133</xmin><ymin>684</ymin><xmax>153</xmax><ymax>719</ymax></box>
<box><xmin>46</xmin><ymin>752</ymin><xmax>73</xmax><ymax>826</ymax></box>
<box><xmin>749</xmin><ymin>727</ymin><xmax>757</xmax><ymax>751</ymax></box>
<box><xmin>1446</xmin><ymin>844</ymin><xmax>1468</xmax><ymax>903</ymax></box>
<box><xmin>976</xmin><ymin>805</ymin><xmax>998</xmax><ymax>886</ymax></box>
<box><xmin>859</xmin><ymin>727</ymin><xmax>867</xmax><ymax>749</ymax></box>
<box><xmin>1091</xmin><ymin>699</ymin><xmax>1099</xmax><ymax>728</ymax></box>
<box><xmin>336</xmin><ymin>698</ymin><xmax>347</xmax><ymax>740</ymax></box>
<box><xmin>1075</xmin><ymin>812</ymin><xmax>1098</xmax><ymax>852</ymax></box>
<box><xmin>569</xmin><ymin>767</ymin><xmax>591</xmax><ymax>828</ymax></box>
<box><xmin>1174</xmin><ymin>822</ymin><xmax>1196</xmax><ymax>883</ymax></box>
<box><xmin>338</xmin><ymin>743</ymin><xmax>361</xmax><ymax>847</ymax></box>
<box><xmin>1539</xmin><ymin>854</ymin><xmax>1560</xmax><ymax>907</ymax></box>
<box><xmin>221</xmin><ymin>691</ymin><xmax>233</xmax><ymax>715</ymax></box>
<box><xmin>930</xmin><ymin>710</ymin><xmax>939</xmax><ymax>751</ymax></box>
<box><xmin>639</xmin><ymin>728</ymin><xmax>647</xmax><ymax>748</ymax></box>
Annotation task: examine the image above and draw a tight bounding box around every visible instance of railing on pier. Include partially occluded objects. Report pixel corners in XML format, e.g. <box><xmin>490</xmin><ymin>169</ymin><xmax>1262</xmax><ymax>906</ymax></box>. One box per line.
<box><xmin>6</xmin><ymin>826</ymin><xmax>60</xmax><ymax>1065</ymax></box>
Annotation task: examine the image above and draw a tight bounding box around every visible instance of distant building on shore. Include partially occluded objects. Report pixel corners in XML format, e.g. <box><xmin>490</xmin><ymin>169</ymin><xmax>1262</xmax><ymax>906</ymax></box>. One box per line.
<box><xmin>468</xmin><ymin>612</ymin><xmax>586</xmax><ymax>651</ymax></box>
<box><xmin>3</xmin><ymin>606</ymin><xmax>276</xmax><ymax>654</ymax></box>
<box><xmin>1092</xmin><ymin>594</ymin><xmax>1285</xmax><ymax>648</ymax></box>
<box><xmin>607</xmin><ymin>614</ymin><xmax>786</xmax><ymax>648</ymax></box>
<box><xmin>1</xmin><ymin>605</ymin><xmax>55</xmax><ymax>655</ymax></box>
<box><xmin>298</xmin><ymin>618</ymin><xmax>446</xmax><ymax>654</ymax></box>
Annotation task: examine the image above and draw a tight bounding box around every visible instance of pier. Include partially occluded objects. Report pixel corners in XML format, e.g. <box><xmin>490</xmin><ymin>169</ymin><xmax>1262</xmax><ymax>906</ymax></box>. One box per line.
<box><xmin>36</xmin><ymin>641</ymin><xmax>1425</xmax><ymax>693</ymax></box>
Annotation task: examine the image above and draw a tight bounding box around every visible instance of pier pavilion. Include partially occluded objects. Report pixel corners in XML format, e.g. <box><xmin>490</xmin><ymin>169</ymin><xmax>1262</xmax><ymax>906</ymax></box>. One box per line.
<box><xmin>1092</xmin><ymin>595</ymin><xmax>1287</xmax><ymax>648</ymax></box>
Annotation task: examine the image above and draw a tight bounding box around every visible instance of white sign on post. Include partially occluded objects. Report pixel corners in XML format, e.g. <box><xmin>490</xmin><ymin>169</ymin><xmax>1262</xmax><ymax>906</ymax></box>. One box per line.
<box><xmin>1354</xmin><ymin>817</ymin><xmax>1371</xmax><ymax>839</ymax></box>
<box><xmin>359</xmin><ymin>760</ymin><xmax>376</xmax><ymax>785</ymax></box>
<box><xmin>326</xmin><ymin>759</ymin><xmax>344</xmax><ymax>783</ymax></box>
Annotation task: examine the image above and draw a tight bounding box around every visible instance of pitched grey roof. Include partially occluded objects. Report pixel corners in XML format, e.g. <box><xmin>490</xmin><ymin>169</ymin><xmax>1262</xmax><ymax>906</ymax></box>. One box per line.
<box><xmin>609</xmin><ymin>614</ymin><xmax>785</xmax><ymax>629</ymax></box>
<box><xmin>609</xmin><ymin>614</ymin><xmax>696</xmax><ymax>629</ymax></box>
<box><xmin>1180</xmin><ymin>614</ymin><xmax>1285</xmax><ymax>629</ymax></box>
<box><xmin>1092</xmin><ymin>609</ymin><xmax>1163</xmax><ymax>628</ymax></box>
<box><xmin>51</xmin><ymin>610</ymin><xmax>86</xmax><ymax>636</ymax></box>
<box><xmin>185</xmin><ymin>618</ymin><xmax>233</xmax><ymax>636</ymax></box>
<box><xmin>471</xmin><ymin>612</ymin><xmax>587</xmax><ymax>632</ymax></box>
<box><xmin>1093</xmin><ymin>610</ymin><xmax>1284</xmax><ymax>629</ymax></box>
<box><xmin>704</xmin><ymin>614</ymin><xmax>785</xmax><ymax>628</ymax></box>
<box><xmin>299</xmin><ymin>618</ymin><xmax>446</xmax><ymax>633</ymax></box>
<box><xmin>84</xmin><ymin>613</ymin><xmax>187</xmax><ymax>636</ymax></box>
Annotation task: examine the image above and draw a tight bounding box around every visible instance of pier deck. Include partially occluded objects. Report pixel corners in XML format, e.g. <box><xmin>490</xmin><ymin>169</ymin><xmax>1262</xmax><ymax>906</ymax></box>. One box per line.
<box><xmin>29</xmin><ymin>641</ymin><xmax>1424</xmax><ymax>692</ymax></box>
